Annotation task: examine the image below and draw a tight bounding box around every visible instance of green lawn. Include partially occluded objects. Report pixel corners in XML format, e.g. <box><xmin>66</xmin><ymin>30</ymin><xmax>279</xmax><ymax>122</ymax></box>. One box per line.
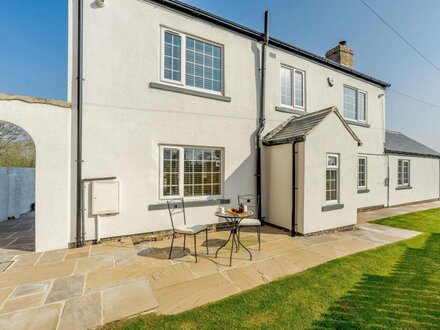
<box><xmin>105</xmin><ymin>208</ymin><xmax>440</xmax><ymax>330</ymax></box>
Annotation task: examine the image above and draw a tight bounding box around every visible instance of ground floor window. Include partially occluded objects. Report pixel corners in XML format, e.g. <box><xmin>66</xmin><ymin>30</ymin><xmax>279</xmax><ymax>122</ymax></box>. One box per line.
<box><xmin>160</xmin><ymin>145</ymin><xmax>222</xmax><ymax>199</ymax></box>
<box><xmin>397</xmin><ymin>159</ymin><xmax>410</xmax><ymax>186</ymax></box>
<box><xmin>358</xmin><ymin>157</ymin><xmax>367</xmax><ymax>189</ymax></box>
<box><xmin>326</xmin><ymin>154</ymin><xmax>339</xmax><ymax>203</ymax></box>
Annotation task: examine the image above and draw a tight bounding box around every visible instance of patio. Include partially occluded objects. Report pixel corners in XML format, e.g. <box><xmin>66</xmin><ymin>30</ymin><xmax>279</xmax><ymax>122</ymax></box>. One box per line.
<box><xmin>0</xmin><ymin>216</ymin><xmax>420</xmax><ymax>329</ymax></box>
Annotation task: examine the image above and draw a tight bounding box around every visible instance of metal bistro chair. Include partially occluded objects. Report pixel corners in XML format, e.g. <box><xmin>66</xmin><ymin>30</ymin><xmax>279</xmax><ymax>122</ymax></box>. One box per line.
<box><xmin>237</xmin><ymin>194</ymin><xmax>261</xmax><ymax>250</ymax></box>
<box><xmin>167</xmin><ymin>198</ymin><xmax>209</xmax><ymax>262</ymax></box>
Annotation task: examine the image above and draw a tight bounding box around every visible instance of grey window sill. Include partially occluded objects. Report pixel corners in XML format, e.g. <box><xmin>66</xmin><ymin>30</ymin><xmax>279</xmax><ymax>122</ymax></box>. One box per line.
<box><xmin>322</xmin><ymin>204</ymin><xmax>344</xmax><ymax>212</ymax></box>
<box><xmin>275</xmin><ymin>106</ymin><xmax>306</xmax><ymax>116</ymax></box>
<box><xmin>148</xmin><ymin>199</ymin><xmax>230</xmax><ymax>211</ymax></box>
<box><xmin>345</xmin><ymin>119</ymin><xmax>370</xmax><ymax>128</ymax></box>
<box><xmin>396</xmin><ymin>186</ymin><xmax>413</xmax><ymax>190</ymax></box>
<box><xmin>149</xmin><ymin>82</ymin><xmax>231</xmax><ymax>102</ymax></box>
<box><xmin>357</xmin><ymin>189</ymin><xmax>370</xmax><ymax>194</ymax></box>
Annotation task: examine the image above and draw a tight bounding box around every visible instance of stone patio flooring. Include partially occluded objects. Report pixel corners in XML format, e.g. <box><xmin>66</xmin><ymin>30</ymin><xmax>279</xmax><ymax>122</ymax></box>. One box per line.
<box><xmin>0</xmin><ymin>217</ymin><xmax>421</xmax><ymax>330</ymax></box>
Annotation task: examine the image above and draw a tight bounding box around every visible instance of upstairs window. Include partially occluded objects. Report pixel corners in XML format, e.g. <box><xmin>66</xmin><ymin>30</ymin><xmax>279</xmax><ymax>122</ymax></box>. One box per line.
<box><xmin>326</xmin><ymin>154</ymin><xmax>339</xmax><ymax>203</ymax></box>
<box><xmin>160</xmin><ymin>146</ymin><xmax>223</xmax><ymax>199</ymax></box>
<box><xmin>162</xmin><ymin>29</ymin><xmax>223</xmax><ymax>94</ymax></box>
<box><xmin>344</xmin><ymin>86</ymin><xmax>366</xmax><ymax>122</ymax></box>
<box><xmin>397</xmin><ymin>159</ymin><xmax>410</xmax><ymax>186</ymax></box>
<box><xmin>280</xmin><ymin>66</ymin><xmax>305</xmax><ymax>109</ymax></box>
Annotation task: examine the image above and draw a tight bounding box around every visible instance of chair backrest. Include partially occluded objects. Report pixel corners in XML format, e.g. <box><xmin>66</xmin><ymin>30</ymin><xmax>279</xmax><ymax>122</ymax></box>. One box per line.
<box><xmin>238</xmin><ymin>194</ymin><xmax>259</xmax><ymax>217</ymax></box>
<box><xmin>167</xmin><ymin>198</ymin><xmax>186</xmax><ymax>231</ymax></box>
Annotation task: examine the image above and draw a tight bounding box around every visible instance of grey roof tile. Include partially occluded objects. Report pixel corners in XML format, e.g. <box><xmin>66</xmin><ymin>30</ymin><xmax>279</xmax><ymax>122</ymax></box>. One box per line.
<box><xmin>385</xmin><ymin>131</ymin><xmax>440</xmax><ymax>158</ymax></box>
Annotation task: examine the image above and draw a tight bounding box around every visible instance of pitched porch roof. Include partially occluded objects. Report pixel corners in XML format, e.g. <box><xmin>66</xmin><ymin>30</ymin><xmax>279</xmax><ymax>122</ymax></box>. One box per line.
<box><xmin>262</xmin><ymin>106</ymin><xmax>361</xmax><ymax>146</ymax></box>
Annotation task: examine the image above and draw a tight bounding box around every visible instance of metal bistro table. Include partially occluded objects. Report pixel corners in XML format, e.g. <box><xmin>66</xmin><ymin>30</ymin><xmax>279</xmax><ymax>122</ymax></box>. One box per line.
<box><xmin>215</xmin><ymin>210</ymin><xmax>253</xmax><ymax>266</ymax></box>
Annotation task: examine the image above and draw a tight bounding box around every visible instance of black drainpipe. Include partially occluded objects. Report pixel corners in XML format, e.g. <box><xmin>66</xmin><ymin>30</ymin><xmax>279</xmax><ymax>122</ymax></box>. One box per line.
<box><xmin>76</xmin><ymin>0</ymin><xmax>84</xmax><ymax>248</ymax></box>
<box><xmin>291</xmin><ymin>142</ymin><xmax>297</xmax><ymax>237</ymax></box>
<box><xmin>256</xmin><ymin>11</ymin><xmax>269</xmax><ymax>220</ymax></box>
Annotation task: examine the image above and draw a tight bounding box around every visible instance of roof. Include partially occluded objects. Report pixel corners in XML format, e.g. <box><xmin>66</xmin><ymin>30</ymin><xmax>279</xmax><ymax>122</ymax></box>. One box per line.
<box><xmin>147</xmin><ymin>0</ymin><xmax>390</xmax><ymax>88</ymax></box>
<box><xmin>385</xmin><ymin>131</ymin><xmax>440</xmax><ymax>158</ymax></box>
<box><xmin>263</xmin><ymin>106</ymin><xmax>361</xmax><ymax>146</ymax></box>
<box><xmin>0</xmin><ymin>93</ymin><xmax>71</xmax><ymax>109</ymax></box>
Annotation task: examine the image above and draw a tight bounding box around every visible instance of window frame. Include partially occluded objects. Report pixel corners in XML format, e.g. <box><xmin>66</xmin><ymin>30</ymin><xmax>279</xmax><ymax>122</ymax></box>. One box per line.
<box><xmin>159</xmin><ymin>145</ymin><xmax>224</xmax><ymax>201</ymax></box>
<box><xmin>343</xmin><ymin>85</ymin><xmax>367</xmax><ymax>123</ymax></box>
<box><xmin>325</xmin><ymin>154</ymin><xmax>339</xmax><ymax>205</ymax></box>
<box><xmin>357</xmin><ymin>156</ymin><xmax>367</xmax><ymax>189</ymax></box>
<box><xmin>280</xmin><ymin>65</ymin><xmax>306</xmax><ymax>110</ymax></box>
<box><xmin>397</xmin><ymin>159</ymin><xmax>410</xmax><ymax>187</ymax></box>
<box><xmin>160</xmin><ymin>27</ymin><xmax>224</xmax><ymax>95</ymax></box>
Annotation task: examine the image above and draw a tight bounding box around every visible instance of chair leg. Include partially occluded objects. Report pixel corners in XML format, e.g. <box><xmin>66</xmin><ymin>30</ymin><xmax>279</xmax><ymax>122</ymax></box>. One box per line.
<box><xmin>205</xmin><ymin>229</ymin><xmax>209</xmax><ymax>255</ymax></box>
<box><xmin>169</xmin><ymin>232</ymin><xmax>175</xmax><ymax>259</ymax></box>
<box><xmin>257</xmin><ymin>226</ymin><xmax>261</xmax><ymax>250</ymax></box>
<box><xmin>193</xmin><ymin>234</ymin><xmax>198</xmax><ymax>263</ymax></box>
<box><xmin>237</xmin><ymin>227</ymin><xmax>240</xmax><ymax>252</ymax></box>
<box><xmin>183</xmin><ymin>234</ymin><xmax>186</xmax><ymax>251</ymax></box>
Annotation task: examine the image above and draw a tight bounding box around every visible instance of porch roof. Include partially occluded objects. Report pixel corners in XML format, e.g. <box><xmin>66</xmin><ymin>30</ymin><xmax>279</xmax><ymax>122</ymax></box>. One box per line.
<box><xmin>262</xmin><ymin>106</ymin><xmax>361</xmax><ymax>146</ymax></box>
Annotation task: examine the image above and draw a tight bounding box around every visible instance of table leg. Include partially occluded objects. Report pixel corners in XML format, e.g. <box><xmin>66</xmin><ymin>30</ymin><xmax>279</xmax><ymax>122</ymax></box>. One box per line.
<box><xmin>235</xmin><ymin>226</ymin><xmax>252</xmax><ymax>261</ymax></box>
<box><xmin>215</xmin><ymin>226</ymin><xmax>233</xmax><ymax>258</ymax></box>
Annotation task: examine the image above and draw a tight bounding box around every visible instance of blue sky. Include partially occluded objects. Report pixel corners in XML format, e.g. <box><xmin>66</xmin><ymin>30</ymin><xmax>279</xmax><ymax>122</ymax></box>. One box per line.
<box><xmin>0</xmin><ymin>0</ymin><xmax>439</xmax><ymax>150</ymax></box>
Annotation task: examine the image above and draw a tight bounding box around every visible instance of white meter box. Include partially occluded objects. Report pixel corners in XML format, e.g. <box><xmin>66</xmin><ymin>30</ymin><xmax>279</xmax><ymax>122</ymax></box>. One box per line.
<box><xmin>91</xmin><ymin>181</ymin><xmax>120</xmax><ymax>215</ymax></box>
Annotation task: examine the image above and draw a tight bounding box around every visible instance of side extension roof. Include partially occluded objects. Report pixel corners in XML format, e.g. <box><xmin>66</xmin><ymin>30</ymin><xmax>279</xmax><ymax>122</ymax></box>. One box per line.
<box><xmin>385</xmin><ymin>131</ymin><xmax>440</xmax><ymax>158</ymax></box>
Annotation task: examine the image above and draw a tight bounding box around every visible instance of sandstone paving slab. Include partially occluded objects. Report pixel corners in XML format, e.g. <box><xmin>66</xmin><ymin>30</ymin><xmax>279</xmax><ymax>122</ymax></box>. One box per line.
<box><xmin>382</xmin><ymin>228</ymin><xmax>420</xmax><ymax>239</ymax></box>
<box><xmin>85</xmin><ymin>264</ymin><xmax>147</xmax><ymax>294</ymax></box>
<box><xmin>58</xmin><ymin>293</ymin><xmax>102</xmax><ymax>330</ymax></box>
<box><xmin>36</xmin><ymin>249</ymin><xmax>68</xmax><ymax>265</ymax></box>
<box><xmin>0</xmin><ymin>261</ymin><xmax>13</xmax><ymax>273</ymax></box>
<box><xmin>185</xmin><ymin>257</ymin><xmax>220</xmax><ymax>278</ymax></box>
<box><xmin>0</xmin><ymin>302</ymin><xmax>62</xmax><ymax>330</ymax></box>
<box><xmin>251</xmin><ymin>256</ymin><xmax>302</xmax><ymax>281</ymax></box>
<box><xmin>45</xmin><ymin>274</ymin><xmax>85</xmax><ymax>304</ymax></box>
<box><xmin>365</xmin><ymin>233</ymin><xmax>405</xmax><ymax>244</ymax></box>
<box><xmin>65</xmin><ymin>250</ymin><xmax>89</xmax><ymax>261</ymax></box>
<box><xmin>259</xmin><ymin>237</ymin><xmax>306</xmax><ymax>256</ymax></box>
<box><xmin>8</xmin><ymin>252</ymin><xmax>42</xmax><ymax>270</ymax></box>
<box><xmin>225</xmin><ymin>265</ymin><xmax>267</xmax><ymax>290</ymax></box>
<box><xmin>0</xmin><ymin>260</ymin><xmax>76</xmax><ymax>288</ymax></box>
<box><xmin>146</xmin><ymin>262</ymin><xmax>196</xmax><ymax>290</ymax></box>
<box><xmin>325</xmin><ymin>238</ymin><xmax>381</xmax><ymax>255</ymax></box>
<box><xmin>75</xmin><ymin>253</ymin><xmax>114</xmax><ymax>274</ymax></box>
<box><xmin>135</xmin><ymin>251</ymin><xmax>175</xmax><ymax>268</ymax></box>
<box><xmin>154</xmin><ymin>273</ymin><xmax>240</xmax><ymax>314</ymax></box>
<box><xmin>1</xmin><ymin>293</ymin><xmax>46</xmax><ymax>314</ymax></box>
<box><xmin>281</xmin><ymin>249</ymin><xmax>330</xmax><ymax>271</ymax></box>
<box><xmin>102</xmin><ymin>278</ymin><xmax>158</xmax><ymax>323</ymax></box>
<box><xmin>305</xmin><ymin>243</ymin><xmax>351</xmax><ymax>260</ymax></box>
<box><xmin>10</xmin><ymin>281</ymin><xmax>50</xmax><ymax>298</ymax></box>
<box><xmin>0</xmin><ymin>287</ymin><xmax>13</xmax><ymax>307</ymax></box>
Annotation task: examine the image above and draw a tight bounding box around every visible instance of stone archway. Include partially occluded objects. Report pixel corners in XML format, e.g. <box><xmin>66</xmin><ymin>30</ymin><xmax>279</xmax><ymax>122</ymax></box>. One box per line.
<box><xmin>0</xmin><ymin>121</ymin><xmax>36</xmax><ymax>255</ymax></box>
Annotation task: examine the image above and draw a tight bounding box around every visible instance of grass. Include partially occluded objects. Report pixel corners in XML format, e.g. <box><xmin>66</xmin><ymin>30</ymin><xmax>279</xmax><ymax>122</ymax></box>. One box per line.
<box><xmin>104</xmin><ymin>208</ymin><xmax>440</xmax><ymax>329</ymax></box>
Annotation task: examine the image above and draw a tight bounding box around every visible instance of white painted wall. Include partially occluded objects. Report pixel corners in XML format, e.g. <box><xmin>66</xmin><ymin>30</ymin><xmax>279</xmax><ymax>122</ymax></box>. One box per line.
<box><xmin>302</xmin><ymin>112</ymin><xmax>359</xmax><ymax>234</ymax></box>
<box><xmin>0</xmin><ymin>167</ymin><xmax>35</xmax><ymax>221</ymax></box>
<box><xmin>0</xmin><ymin>99</ymin><xmax>72</xmax><ymax>251</ymax></box>
<box><xmin>388</xmin><ymin>155</ymin><xmax>439</xmax><ymax>206</ymax></box>
<box><xmin>75</xmin><ymin>0</ymin><xmax>392</xmax><ymax>240</ymax></box>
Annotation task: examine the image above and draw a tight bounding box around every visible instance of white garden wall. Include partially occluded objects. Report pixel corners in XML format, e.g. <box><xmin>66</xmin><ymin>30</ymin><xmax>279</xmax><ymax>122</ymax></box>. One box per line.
<box><xmin>0</xmin><ymin>167</ymin><xmax>35</xmax><ymax>221</ymax></box>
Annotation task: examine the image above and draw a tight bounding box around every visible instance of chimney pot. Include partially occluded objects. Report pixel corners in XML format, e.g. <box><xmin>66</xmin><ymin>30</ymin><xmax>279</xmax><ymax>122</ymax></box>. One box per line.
<box><xmin>325</xmin><ymin>41</ymin><xmax>354</xmax><ymax>68</ymax></box>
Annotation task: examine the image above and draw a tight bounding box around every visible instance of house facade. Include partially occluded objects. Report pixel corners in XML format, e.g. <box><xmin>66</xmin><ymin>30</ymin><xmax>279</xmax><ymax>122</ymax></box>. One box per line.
<box><xmin>0</xmin><ymin>0</ymin><xmax>438</xmax><ymax>251</ymax></box>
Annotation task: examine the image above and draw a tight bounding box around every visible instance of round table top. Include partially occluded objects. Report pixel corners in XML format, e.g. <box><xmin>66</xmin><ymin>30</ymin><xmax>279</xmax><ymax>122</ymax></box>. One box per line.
<box><xmin>215</xmin><ymin>210</ymin><xmax>254</xmax><ymax>219</ymax></box>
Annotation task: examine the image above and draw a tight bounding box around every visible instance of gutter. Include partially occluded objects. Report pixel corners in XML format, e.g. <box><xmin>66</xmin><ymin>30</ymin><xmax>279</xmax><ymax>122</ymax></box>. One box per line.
<box><xmin>147</xmin><ymin>0</ymin><xmax>390</xmax><ymax>88</ymax></box>
<box><xmin>256</xmin><ymin>11</ymin><xmax>269</xmax><ymax>221</ymax></box>
<box><xmin>76</xmin><ymin>0</ymin><xmax>84</xmax><ymax>247</ymax></box>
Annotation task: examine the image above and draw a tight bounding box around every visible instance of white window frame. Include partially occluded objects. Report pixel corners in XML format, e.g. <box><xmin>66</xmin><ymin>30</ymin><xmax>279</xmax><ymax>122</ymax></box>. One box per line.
<box><xmin>280</xmin><ymin>65</ymin><xmax>306</xmax><ymax>110</ymax></box>
<box><xmin>358</xmin><ymin>157</ymin><xmax>367</xmax><ymax>189</ymax></box>
<box><xmin>326</xmin><ymin>154</ymin><xmax>339</xmax><ymax>204</ymax></box>
<box><xmin>343</xmin><ymin>85</ymin><xmax>367</xmax><ymax>123</ymax></box>
<box><xmin>397</xmin><ymin>159</ymin><xmax>410</xmax><ymax>187</ymax></box>
<box><xmin>160</xmin><ymin>27</ymin><xmax>224</xmax><ymax>95</ymax></box>
<box><xmin>159</xmin><ymin>145</ymin><xmax>224</xmax><ymax>201</ymax></box>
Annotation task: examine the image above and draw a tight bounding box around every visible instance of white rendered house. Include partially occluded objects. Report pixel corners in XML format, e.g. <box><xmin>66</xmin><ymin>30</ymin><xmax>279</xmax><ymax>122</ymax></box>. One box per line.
<box><xmin>0</xmin><ymin>0</ymin><xmax>438</xmax><ymax>251</ymax></box>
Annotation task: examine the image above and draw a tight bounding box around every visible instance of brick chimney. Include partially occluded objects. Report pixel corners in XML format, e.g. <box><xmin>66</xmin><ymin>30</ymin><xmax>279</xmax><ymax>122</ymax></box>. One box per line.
<box><xmin>325</xmin><ymin>41</ymin><xmax>354</xmax><ymax>68</ymax></box>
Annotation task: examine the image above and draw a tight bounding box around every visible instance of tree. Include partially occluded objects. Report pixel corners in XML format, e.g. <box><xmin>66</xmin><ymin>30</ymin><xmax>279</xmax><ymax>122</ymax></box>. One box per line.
<box><xmin>0</xmin><ymin>121</ymin><xmax>35</xmax><ymax>168</ymax></box>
